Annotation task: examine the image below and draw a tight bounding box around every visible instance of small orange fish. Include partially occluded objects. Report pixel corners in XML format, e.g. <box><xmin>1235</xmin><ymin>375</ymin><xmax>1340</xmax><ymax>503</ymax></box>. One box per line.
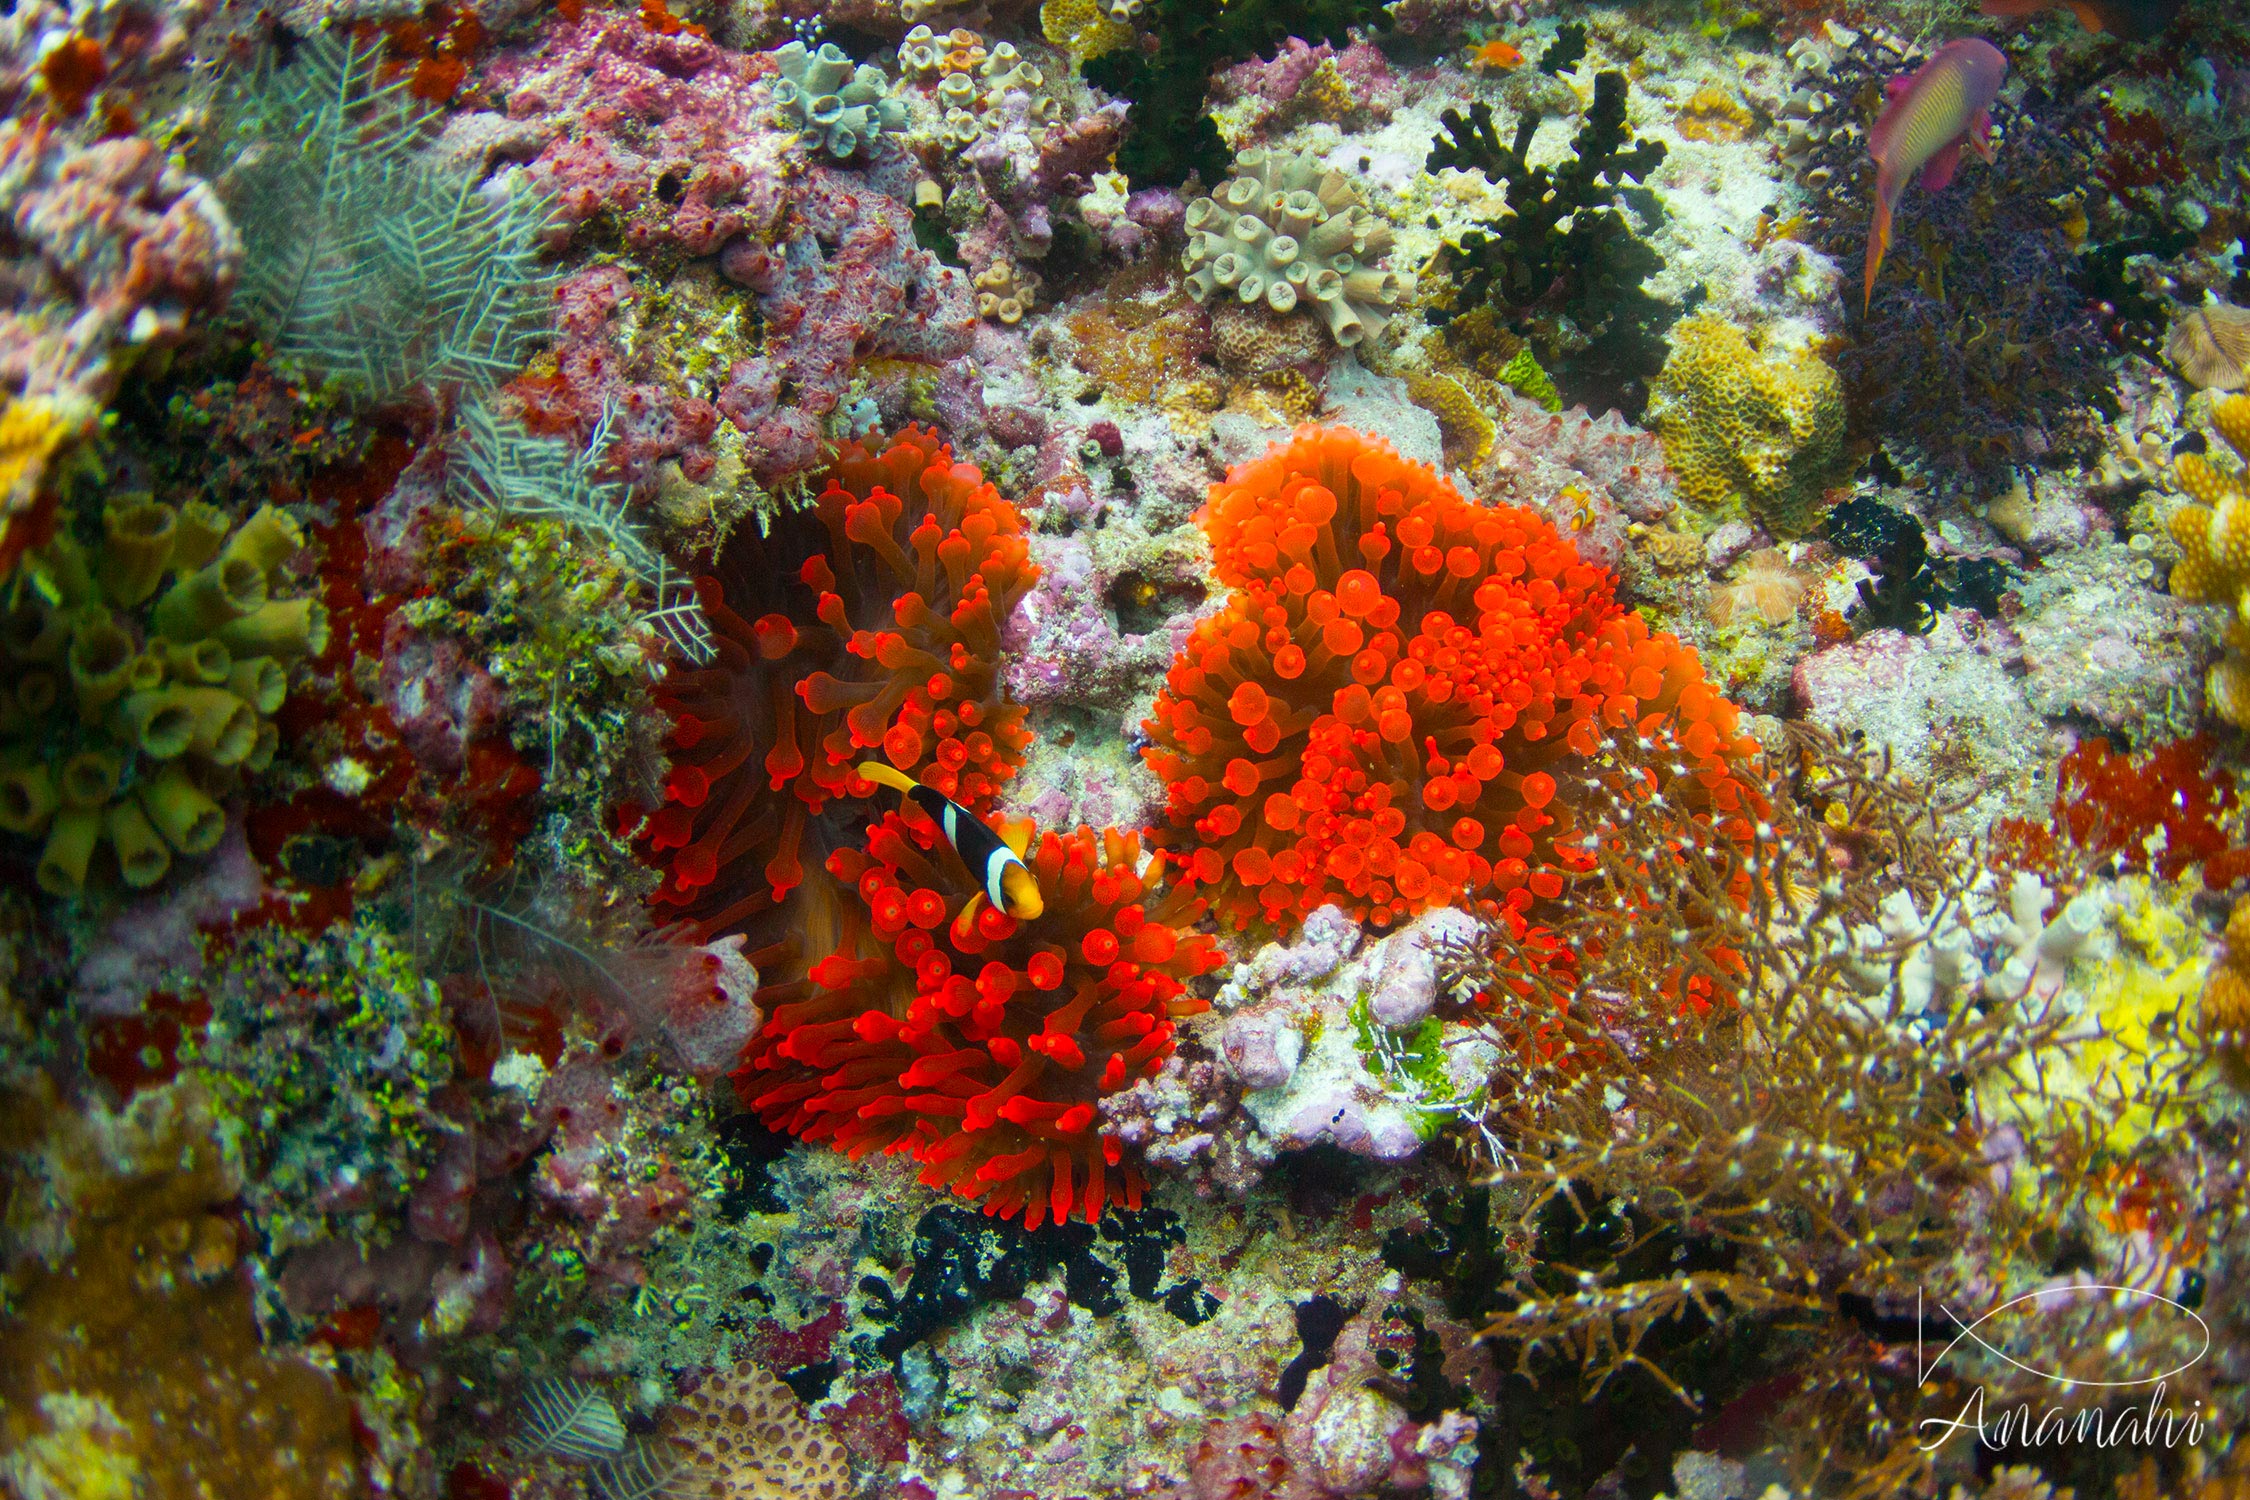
<box><xmin>1471</xmin><ymin>39</ymin><xmax>1523</xmax><ymax>69</ymax></box>
<box><xmin>1980</xmin><ymin>0</ymin><xmax>2183</xmax><ymax>41</ymax></box>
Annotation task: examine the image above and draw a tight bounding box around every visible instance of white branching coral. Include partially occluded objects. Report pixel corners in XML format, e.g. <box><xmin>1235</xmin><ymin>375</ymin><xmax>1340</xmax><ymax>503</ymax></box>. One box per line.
<box><xmin>1180</xmin><ymin>148</ymin><xmax>1408</xmax><ymax>347</ymax></box>
<box><xmin>1831</xmin><ymin>870</ymin><xmax>2108</xmax><ymax>1026</ymax></box>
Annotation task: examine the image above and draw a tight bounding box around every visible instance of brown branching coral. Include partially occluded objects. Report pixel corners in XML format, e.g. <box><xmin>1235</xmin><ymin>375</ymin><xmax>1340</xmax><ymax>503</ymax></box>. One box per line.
<box><xmin>1442</xmin><ymin>727</ymin><xmax>2080</xmax><ymax>1492</ymax></box>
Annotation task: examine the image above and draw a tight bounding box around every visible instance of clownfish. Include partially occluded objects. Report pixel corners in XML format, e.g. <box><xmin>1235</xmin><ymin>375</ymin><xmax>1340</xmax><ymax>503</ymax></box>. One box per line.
<box><xmin>856</xmin><ymin>762</ymin><xmax>1044</xmax><ymax>935</ymax></box>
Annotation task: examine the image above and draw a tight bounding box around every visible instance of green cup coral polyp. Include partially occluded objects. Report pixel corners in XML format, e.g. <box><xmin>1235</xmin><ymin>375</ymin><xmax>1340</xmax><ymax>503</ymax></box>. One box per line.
<box><xmin>1142</xmin><ymin>426</ymin><xmax>1763</xmax><ymax>936</ymax></box>
<box><xmin>1181</xmin><ymin>148</ymin><xmax>1406</xmax><ymax>347</ymax></box>
<box><xmin>2</xmin><ymin>502</ymin><xmax>323</xmax><ymax>894</ymax></box>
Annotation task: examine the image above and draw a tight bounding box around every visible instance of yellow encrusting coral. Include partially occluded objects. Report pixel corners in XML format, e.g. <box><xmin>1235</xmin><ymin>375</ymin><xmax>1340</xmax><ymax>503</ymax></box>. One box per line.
<box><xmin>2199</xmin><ymin>890</ymin><xmax>2250</xmax><ymax>1086</ymax></box>
<box><xmin>665</xmin><ymin>1363</ymin><xmax>851</xmax><ymax>1498</ymax></box>
<box><xmin>0</xmin><ymin>393</ymin><xmax>95</xmax><ymax>569</ymax></box>
<box><xmin>2</xmin><ymin>500</ymin><xmax>322</xmax><ymax>895</ymax></box>
<box><xmin>1405</xmin><ymin>372</ymin><xmax>1496</xmax><ymax>467</ymax></box>
<box><xmin>1647</xmin><ymin>315</ymin><xmax>1848</xmax><ymax>539</ymax></box>
<box><xmin>0</xmin><ymin>1080</ymin><xmax>361</xmax><ymax>1498</ymax></box>
<box><xmin>2166</xmin><ymin>393</ymin><xmax>2250</xmax><ymax>725</ymax></box>
<box><xmin>1039</xmin><ymin>0</ymin><xmax>1133</xmax><ymax>60</ymax></box>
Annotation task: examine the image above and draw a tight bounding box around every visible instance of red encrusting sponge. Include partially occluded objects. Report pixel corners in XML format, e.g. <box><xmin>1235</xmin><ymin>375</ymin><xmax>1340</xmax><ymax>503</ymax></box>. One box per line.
<box><xmin>1142</xmin><ymin>425</ymin><xmax>1765</xmax><ymax>936</ymax></box>
<box><xmin>738</xmin><ymin>807</ymin><xmax>1222</xmax><ymax>1228</ymax></box>
<box><xmin>632</xmin><ymin>426</ymin><xmax>1038</xmax><ymax>940</ymax></box>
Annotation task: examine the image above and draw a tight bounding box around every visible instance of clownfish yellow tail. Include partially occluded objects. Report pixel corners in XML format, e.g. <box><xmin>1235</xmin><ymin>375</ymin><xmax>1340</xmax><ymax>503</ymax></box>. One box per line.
<box><xmin>856</xmin><ymin>761</ymin><xmax>919</xmax><ymax>796</ymax></box>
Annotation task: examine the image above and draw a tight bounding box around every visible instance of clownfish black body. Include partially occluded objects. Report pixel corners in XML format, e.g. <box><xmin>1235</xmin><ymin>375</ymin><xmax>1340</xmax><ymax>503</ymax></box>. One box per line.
<box><xmin>856</xmin><ymin>762</ymin><xmax>1044</xmax><ymax>926</ymax></box>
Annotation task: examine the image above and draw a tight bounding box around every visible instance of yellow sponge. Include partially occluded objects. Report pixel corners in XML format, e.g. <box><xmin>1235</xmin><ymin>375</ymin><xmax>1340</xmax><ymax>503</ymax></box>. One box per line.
<box><xmin>2167</xmin><ymin>395</ymin><xmax>2250</xmax><ymax>726</ymax></box>
<box><xmin>1648</xmin><ymin>315</ymin><xmax>1848</xmax><ymax>539</ymax></box>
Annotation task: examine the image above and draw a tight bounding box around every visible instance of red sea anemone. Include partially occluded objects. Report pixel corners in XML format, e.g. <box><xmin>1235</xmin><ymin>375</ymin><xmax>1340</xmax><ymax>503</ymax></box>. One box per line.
<box><xmin>636</xmin><ymin>427</ymin><xmax>1037</xmax><ymax>939</ymax></box>
<box><xmin>740</xmin><ymin>806</ymin><xmax>1221</xmax><ymax>1227</ymax></box>
<box><xmin>1142</xmin><ymin>425</ymin><xmax>1762</xmax><ymax>936</ymax></box>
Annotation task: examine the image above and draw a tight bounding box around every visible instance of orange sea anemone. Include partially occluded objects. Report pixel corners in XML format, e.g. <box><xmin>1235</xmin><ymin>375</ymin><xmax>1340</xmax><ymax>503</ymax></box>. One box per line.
<box><xmin>635</xmin><ymin>428</ymin><xmax>1038</xmax><ymax>940</ymax></box>
<box><xmin>739</xmin><ymin>807</ymin><xmax>1221</xmax><ymax>1227</ymax></box>
<box><xmin>1142</xmin><ymin>425</ymin><xmax>1762</xmax><ymax>936</ymax></box>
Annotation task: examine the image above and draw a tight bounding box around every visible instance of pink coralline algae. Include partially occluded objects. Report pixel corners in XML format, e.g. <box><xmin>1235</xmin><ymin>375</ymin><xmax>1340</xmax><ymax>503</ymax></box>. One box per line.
<box><xmin>716</xmin><ymin>163</ymin><xmax>978</xmax><ymax>481</ymax></box>
<box><xmin>1185</xmin><ymin>1309</ymin><xmax>1481</xmax><ymax>1500</ymax></box>
<box><xmin>486</xmin><ymin>16</ymin><xmax>790</xmax><ymax>257</ymax></box>
<box><xmin>481</xmin><ymin>13</ymin><xmax>976</xmax><ymax>484</ymax></box>
<box><xmin>0</xmin><ymin>123</ymin><xmax>237</xmax><ymax>405</ymax></box>
<box><xmin>1211</xmin><ymin>38</ymin><xmax>1402</xmax><ymax>137</ymax></box>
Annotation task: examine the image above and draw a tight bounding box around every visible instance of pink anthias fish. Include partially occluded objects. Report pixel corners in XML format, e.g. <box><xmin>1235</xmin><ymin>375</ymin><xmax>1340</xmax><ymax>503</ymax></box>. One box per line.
<box><xmin>1863</xmin><ymin>38</ymin><xmax>2009</xmax><ymax>313</ymax></box>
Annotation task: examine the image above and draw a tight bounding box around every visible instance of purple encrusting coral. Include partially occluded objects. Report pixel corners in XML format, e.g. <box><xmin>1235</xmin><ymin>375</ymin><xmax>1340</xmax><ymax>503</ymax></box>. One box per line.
<box><xmin>479</xmin><ymin>12</ymin><xmax>976</xmax><ymax>485</ymax></box>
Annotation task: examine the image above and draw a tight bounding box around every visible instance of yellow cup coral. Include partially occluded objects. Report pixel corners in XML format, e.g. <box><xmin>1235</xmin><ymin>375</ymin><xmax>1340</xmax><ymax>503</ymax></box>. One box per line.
<box><xmin>3</xmin><ymin>500</ymin><xmax>322</xmax><ymax>894</ymax></box>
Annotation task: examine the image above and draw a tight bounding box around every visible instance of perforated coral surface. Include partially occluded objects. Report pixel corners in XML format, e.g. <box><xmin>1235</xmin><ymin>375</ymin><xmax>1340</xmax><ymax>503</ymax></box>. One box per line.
<box><xmin>637</xmin><ymin>428</ymin><xmax>1037</xmax><ymax>939</ymax></box>
<box><xmin>1141</xmin><ymin>425</ymin><xmax>1762</xmax><ymax>935</ymax></box>
<box><xmin>1647</xmin><ymin>316</ymin><xmax>1847</xmax><ymax>540</ymax></box>
<box><xmin>2168</xmin><ymin>396</ymin><xmax>2250</xmax><ymax>726</ymax></box>
<box><xmin>667</xmin><ymin>1364</ymin><xmax>850</xmax><ymax>1499</ymax></box>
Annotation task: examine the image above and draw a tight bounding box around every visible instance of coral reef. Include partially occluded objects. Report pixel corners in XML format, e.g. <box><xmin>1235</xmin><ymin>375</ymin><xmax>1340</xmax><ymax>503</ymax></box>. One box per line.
<box><xmin>637</xmin><ymin>427</ymin><xmax>1037</xmax><ymax>937</ymax></box>
<box><xmin>1142</xmin><ymin>425</ymin><xmax>1762</xmax><ymax>935</ymax></box>
<box><xmin>1181</xmin><ymin>148</ymin><xmax>1407</xmax><ymax>349</ymax></box>
<box><xmin>4</xmin><ymin>500</ymin><xmax>318</xmax><ymax>895</ymax></box>
<box><xmin>2168</xmin><ymin>394</ymin><xmax>2250</xmax><ymax>725</ymax></box>
<box><xmin>484</xmin><ymin>11</ymin><xmax>975</xmax><ymax>485</ymax></box>
<box><xmin>4</xmin><ymin>1</ymin><xmax>2248</xmax><ymax>1495</ymax></box>
<box><xmin>1647</xmin><ymin>315</ymin><xmax>1849</xmax><ymax>539</ymax></box>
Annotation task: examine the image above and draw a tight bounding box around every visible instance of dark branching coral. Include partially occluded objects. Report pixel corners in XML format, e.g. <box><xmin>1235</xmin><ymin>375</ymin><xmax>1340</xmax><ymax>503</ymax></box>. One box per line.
<box><xmin>1793</xmin><ymin>35</ymin><xmax>2191</xmax><ymax>492</ymax></box>
<box><xmin>1827</xmin><ymin>496</ymin><xmax>2014</xmax><ymax>634</ymax></box>
<box><xmin>204</xmin><ymin>33</ymin><xmax>555</xmax><ymax>400</ymax></box>
<box><xmin>1082</xmin><ymin>0</ymin><xmax>1392</xmax><ymax>189</ymax></box>
<box><xmin>1428</xmin><ymin>70</ymin><xmax>1674</xmax><ymax>418</ymax></box>
<box><xmin>741</xmin><ymin>812</ymin><xmax>1221</xmax><ymax>1228</ymax></box>
<box><xmin>1141</xmin><ymin>427</ymin><xmax>1763</xmax><ymax>937</ymax></box>
<box><xmin>637</xmin><ymin>427</ymin><xmax>1036</xmax><ymax>940</ymax></box>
